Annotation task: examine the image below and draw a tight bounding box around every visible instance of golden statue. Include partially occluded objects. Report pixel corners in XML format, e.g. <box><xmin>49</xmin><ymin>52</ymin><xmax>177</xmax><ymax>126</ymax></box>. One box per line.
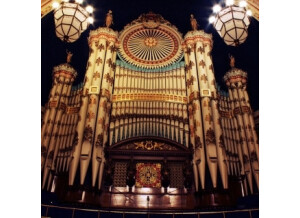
<box><xmin>190</xmin><ymin>14</ymin><xmax>198</xmax><ymax>31</ymax></box>
<box><xmin>229</xmin><ymin>54</ymin><xmax>235</xmax><ymax>68</ymax></box>
<box><xmin>105</xmin><ymin>10</ymin><xmax>113</xmax><ymax>28</ymax></box>
<box><xmin>66</xmin><ymin>50</ymin><xmax>73</xmax><ymax>63</ymax></box>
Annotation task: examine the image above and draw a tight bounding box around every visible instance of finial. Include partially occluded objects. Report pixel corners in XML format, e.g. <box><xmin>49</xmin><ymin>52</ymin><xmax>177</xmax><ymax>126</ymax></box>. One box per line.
<box><xmin>66</xmin><ymin>50</ymin><xmax>73</xmax><ymax>63</ymax></box>
<box><xmin>105</xmin><ymin>10</ymin><xmax>113</xmax><ymax>28</ymax></box>
<box><xmin>229</xmin><ymin>54</ymin><xmax>235</xmax><ymax>68</ymax></box>
<box><xmin>190</xmin><ymin>14</ymin><xmax>198</xmax><ymax>31</ymax></box>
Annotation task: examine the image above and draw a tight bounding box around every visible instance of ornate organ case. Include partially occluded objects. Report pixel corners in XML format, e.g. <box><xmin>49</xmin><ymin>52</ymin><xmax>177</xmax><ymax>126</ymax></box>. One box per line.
<box><xmin>41</xmin><ymin>12</ymin><xmax>259</xmax><ymax>210</ymax></box>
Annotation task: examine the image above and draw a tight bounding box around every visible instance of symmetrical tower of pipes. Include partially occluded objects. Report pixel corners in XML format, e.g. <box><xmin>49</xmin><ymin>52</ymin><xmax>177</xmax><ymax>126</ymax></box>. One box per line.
<box><xmin>219</xmin><ymin>57</ymin><xmax>259</xmax><ymax>194</ymax></box>
<box><xmin>41</xmin><ymin>12</ymin><xmax>258</xmax><ymax>195</ymax></box>
<box><xmin>41</xmin><ymin>55</ymin><xmax>79</xmax><ymax>189</ymax></box>
<box><xmin>68</xmin><ymin>27</ymin><xmax>118</xmax><ymax>189</ymax></box>
<box><xmin>183</xmin><ymin>30</ymin><xmax>228</xmax><ymax>191</ymax></box>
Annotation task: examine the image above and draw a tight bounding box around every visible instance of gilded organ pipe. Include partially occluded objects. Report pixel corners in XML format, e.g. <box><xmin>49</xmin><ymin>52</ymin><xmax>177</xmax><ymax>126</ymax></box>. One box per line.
<box><xmin>183</xmin><ymin>41</ymin><xmax>206</xmax><ymax>190</ymax></box>
<box><xmin>229</xmin><ymin>86</ymin><xmax>253</xmax><ymax>194</ymax></box>
<box><xmin>205</xmin><ymin>44</ymin><xmax>228</xmax><ymax>189</ymax></box>
<box><xmin>41</xmin><ymin>75</ymin><xmax>66</xmax><ymax>170</ymax></box>
<box><xmin>68</xmin><ymin>38</ymin><xmax>98</xmax><ymax>186</ymax></box>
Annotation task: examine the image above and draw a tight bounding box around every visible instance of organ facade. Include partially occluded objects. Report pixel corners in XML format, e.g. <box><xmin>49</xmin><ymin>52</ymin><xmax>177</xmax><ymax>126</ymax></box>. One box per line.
<box><xmin>41</xmin><ymin>12</ymin><xmax>258</xmax><ymax>210</ymax></box>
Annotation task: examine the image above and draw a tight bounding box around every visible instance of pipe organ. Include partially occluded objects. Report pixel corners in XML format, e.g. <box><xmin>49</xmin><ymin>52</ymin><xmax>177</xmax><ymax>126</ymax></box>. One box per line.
<box><xmin>110</xmin><ymin>61</ymin><xmax>188</xmax><ymax>146</ymax></box>
<box><xmin>41</xmin><ymin>12</ymin><xmax>258</xmax><ymax>209</ymax></box>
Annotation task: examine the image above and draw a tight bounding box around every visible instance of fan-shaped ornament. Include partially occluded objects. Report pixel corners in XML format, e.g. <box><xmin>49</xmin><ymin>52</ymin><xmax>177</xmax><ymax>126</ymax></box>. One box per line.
<box><xmin>118</xmin><ymin>12</ymin><xmax>183</xmax><ymax>69</ymax></box>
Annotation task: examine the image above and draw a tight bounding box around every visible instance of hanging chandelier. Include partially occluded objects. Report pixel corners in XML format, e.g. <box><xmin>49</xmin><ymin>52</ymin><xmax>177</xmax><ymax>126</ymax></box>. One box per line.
<box><xmin>209</xmin><ymin>0</ymin><xmax>252</xmax><ymax>46</ymax></box>
<box><xmin>52</xmin><ymin>0</ymin><xmax>94</xmax><ymax>43</ymax></box>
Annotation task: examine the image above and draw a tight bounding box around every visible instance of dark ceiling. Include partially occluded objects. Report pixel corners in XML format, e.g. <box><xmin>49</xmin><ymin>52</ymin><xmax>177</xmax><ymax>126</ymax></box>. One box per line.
<box><xmin>41</xmin><ymin>0</ymin><xmax>259</xmax><ymax>110</ymax></box>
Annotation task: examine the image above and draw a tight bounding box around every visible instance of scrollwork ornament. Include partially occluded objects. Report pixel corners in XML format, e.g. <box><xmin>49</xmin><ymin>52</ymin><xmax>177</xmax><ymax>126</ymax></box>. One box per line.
<box><xmin>195</xmin><ymin>136</ymin><xmax>202</xmax><ymax>148</ymax></box>
<box><xmin>95</xmin><ymin>134</ymin><xmax>104</xmax><ymax>147</ymax></box>
<box><xmin>205</xmin><ymin>128</ymin><xmax>216</xmax><ymax>145</ymax></box>
<box><xmin>83</xmin><ymin>126</ymin><xmax>93</xmax><ymax>143</ymax></box>
<box><xmin>219</xmin><ymin>135</ymin><xmax>225</xmax><ymax>148</ymax></box>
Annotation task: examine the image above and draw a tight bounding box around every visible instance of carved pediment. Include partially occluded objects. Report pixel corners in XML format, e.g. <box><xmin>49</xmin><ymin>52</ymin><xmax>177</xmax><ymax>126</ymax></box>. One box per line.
<box><xmin>109</xmin><ymin>137</ymin><xmax>190</xmax><ymax>154</ymax></box>
<box><xmin>119</xmin><ymin>140</ymin><xmax>178</xmax><ymax>151</ymax></box>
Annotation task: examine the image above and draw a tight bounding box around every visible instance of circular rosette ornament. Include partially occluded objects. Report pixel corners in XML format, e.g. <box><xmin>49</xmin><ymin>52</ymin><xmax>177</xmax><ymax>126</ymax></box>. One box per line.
<box><xmin>118</xmin><ymin>13</ymin><xmax>183</xmax><ymax>69</ymax></box>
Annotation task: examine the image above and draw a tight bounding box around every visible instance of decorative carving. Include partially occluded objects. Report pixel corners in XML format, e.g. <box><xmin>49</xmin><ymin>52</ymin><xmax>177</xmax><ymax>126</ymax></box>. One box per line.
<box><xmin>135</xmin><ymin>163</ymin><xmax>161</xmax><ymax>188</ymax></box>
<box><xmin>205</xmin><ymin>128</ymin><xmax>216</xmax><ymax>145</ymax></box>
<box><xmin>83</xmin><ymin>126</ymin><xmax>93</xmax><ymax>143</ymax></box>
<box><xmin>185</xmin><ymin>47</ymin><xmax>192</xmax><ymax>55</ymax></box>
<box><xmin>219</xmin><ymin>135</ymin><xmax>225</xmax><ymax>147</ymax></box>
<box><xmin>88</xmin><ymin>96</ymin><xmax>97</xmax><ymax>105</ymax></box>
<box><xmin>200</xmin><ymin>74</ymin><xmax>208</xmax><ymax>83</ymax></box>
<box><xmin>199</xmin><ymin>60</ymin><xmax>206</xmax><ymax>68</ymax></box>
<box><xmin>233</xmin><ymin>107</ymin><xmax>242</xmax><ymax>115</ymax></box>
<box><xmin>185</xmin><ymin>60</ymin><xmax>194</xmax><ymax>71</ymax></box>
<box><xmin>96</xmin><ymin>57</ymin><xmax>103</xmax><ymax>65</ymax></box>
<box><xmin>105</xmin><ymin>10</ymin><xmax>113</xmax><ymax>28</ymax></box>
<box><xmin>186</xmin><ymin>75</ymin><xmax>195</xmax><ymax>88</ymax></box>
<box><xmin>117</xmin><ymin>141</ymin><xmax>179</xmax><ymax>151</ymax></box>
<box><xmin>205</xmin><ymin>114</ymin><xmax>213</xmax><ymax>125</ymax></box>
<box><xmin>98</xmin><ymin>44</ymin><xmax>105</xmax><ymax>51</ymax></box>
<box><xmin>118</xmin><ymin>12</ymin><xmax>183</xmax><ymax>69</ymax></box>
<box><xmin>195</xmin><ymin>136</ymin><xmax>202</xmax><ymax>148</ymax></box>
<box><xmin>197</xmin><ymin>46</ymin><xmax>204</xmax><ymax>54</ymax></box>
<box><xmin>134</xmin><ymin>141</ymin><xmax>165</xmax><ymax>150</ymax></box>
<box><xmin>229</xmin><ymin>54</ymin><xmax>235</xmax><ymax>68</ymax></box>
<box><xmin>241</xmin><ymin>106</ymin><xmax>250</xmax><ymax>114</ymax></box>
<box><xmin>66</xmin><ymin>50</ymin><xmax>73</xmax><ymax>63</ymax></box>
<box><xmin>87</xmin><ymin>111</ymin><xmax>95</xmax><ymax>122</ymax></box>
<box><xmin>190</xmin><ymin>14</ymin><xmax>198</xmax><ymax>31</ymax></box>
<box><xmin>104</xmin><ymin>73</ymin><xmax>114</xmax><ymax>85</ymax></box>
<box><xmin>95</xmin><ymin>134</ymin><xmax>104</xmax><ymax>147</ymax></box>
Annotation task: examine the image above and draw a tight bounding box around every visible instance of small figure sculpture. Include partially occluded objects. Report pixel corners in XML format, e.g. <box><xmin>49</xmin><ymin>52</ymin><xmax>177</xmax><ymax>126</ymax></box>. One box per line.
<box><xmin>105</xmin><ymin>10</ymin><xmax>113</xmax><ymax>28</ymax></box>
<box><xmin>190</xmin><ymin>14</ymin><xmax>198</xmax><ymax>31</ymax></box>
<box><xmin>66</xmin><ymin>50</ymin><xmax>73</xmax><ymax>63</ymax></box>
<box><xmin>229</xmin><ymin>54</ymin><xmax>235</xmax><ymax>67</ymax></box>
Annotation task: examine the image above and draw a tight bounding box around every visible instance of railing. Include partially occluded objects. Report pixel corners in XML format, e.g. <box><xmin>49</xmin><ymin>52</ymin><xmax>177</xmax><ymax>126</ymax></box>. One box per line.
<box><xmin>42</xmin><ymin>204</ymin><xmax>258</xmax><ymax>218</ymax></box>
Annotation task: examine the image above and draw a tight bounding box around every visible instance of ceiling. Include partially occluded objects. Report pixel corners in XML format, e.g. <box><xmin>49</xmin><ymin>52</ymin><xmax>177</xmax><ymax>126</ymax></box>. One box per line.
<box><xmin>41</xmin><ymin>0</ymin><xmax>259</xmax><ymax>110</ymax></box>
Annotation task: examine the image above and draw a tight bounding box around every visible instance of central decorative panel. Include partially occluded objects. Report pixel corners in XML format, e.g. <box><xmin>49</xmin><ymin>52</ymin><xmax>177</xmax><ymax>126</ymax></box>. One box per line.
<box><xmin>135</xmin><ymin>163</ymin><xmax>161</xmax><ymax>188</ymax></box>
<box><xmin>118</xmin><ymin>12</ymin><xmax>183</xmax><ymax>69</ymax></box>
